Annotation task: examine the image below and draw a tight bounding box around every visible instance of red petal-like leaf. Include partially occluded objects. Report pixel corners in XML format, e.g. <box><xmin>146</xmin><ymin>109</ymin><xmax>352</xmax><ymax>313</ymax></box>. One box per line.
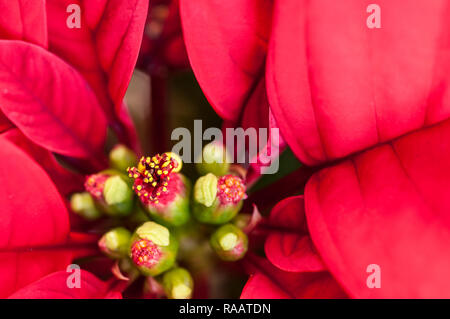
<box><xmin>241</xmin><ymin>254</ymin><xmax>346</xmax><ymax>299</ymax></box>
<box><xmin>245</xmin><ymin>166</ymin><xmax>315</xmax><ymax>212</ymax></box>
<box><xmin>9</xmin><ymin>270</ymin><xmax>121</xmax><ymax>299</ymax></box>
<box><xmin>265</xmin><ymin>196</ymin><xmax>325</xmax><ymax>272</ymax></box>
<box><xmin>0</xmin><ymin>129</ymin><xmax>84</xmax><ymax>196</ymax></box>
<box><xmin>305</xmin><ymin>118</ymin><xmax>450</xmax><ymax>298</ymax></box>
<box><xmin>0</xmin><ymin>0</ymin><xmax>48</xmax><ymax>130</ymax></box>
<box><xmin>0</xmin><ymin>112</ymin><xmax>12</xmax><ymax>132</ymax></box>
<box><xmin>88</xmin><ymin>0</ymin><xmax>148</xmax><ymax>109</ymax></box>
<box><xmin>180</xmin><ymin>0</ymin><xmax>272</xmax><ymax>122</ymax></box>
<box><xmin>0</xmin><ymin>40</ymin><xmax>107</xmax><ymax>160</ymax></box>
<box><xmin>0</xmin><ymin>138</ymin><xmax>71</xmax><ymax>297</ymax></box>
<box><xmin>47</xmin><ymin>0</ymin><xmax>148</xmax><ymax>147</ymax></box>
<box><xmin>241</xmin><ymin>273</ymin><xmax>290</xmax><ymax>299</ymax></box>
<box><xmin>240</xmin><ymin>80</ymin><xmax>287</xmax><ymax>183</ymax></box>
<box><xmin>268</xmin><ymin>0</ymin><xmax>450</xmax><ymax>165</ymax></box>
<box><xmin>0</xmin><ymin>0</ymin><xmax>47</xmax><ymax>47</ymax></box>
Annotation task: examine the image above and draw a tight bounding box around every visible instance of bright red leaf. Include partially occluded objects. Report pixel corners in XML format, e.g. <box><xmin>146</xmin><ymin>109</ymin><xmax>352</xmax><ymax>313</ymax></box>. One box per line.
<box><xmin>267</xmin><ymin>0</ymin><xmax>450</xmax><ymax>165</ymax></box>
<box><xmin>0</xmin><ymin>112</ymin><xmax>12</xmax><ymax>132</ymax></box>
<box><xmin>265</xmin><ymin>196</ymin><xmax>325</xmax><ymax>272</ymax></box>
<box><xmin>180</xmin><ymin>0</ymin><xmax>273</xmax><ymax>122</ymax></box>
<box><xmin>0</xmin><ymin>0</ymin><xmax>47</xmax><ymax>48</ymax></box>
<box><xmin>241</xmin><ymin>254</ymin><xmax>346</xmax><ymax>299</ymax></box>
<box><xmin>305</xmin><ymin>117</ymin><xmax>450</xmax><ymax>298</ymax></box>
<box><xmin>9</xmin><ymin>270</ymin><xmax>121</xmax><ymax>299</ymax></box>
<box><xmin>0</xmin><ymin>0</ymin><xmax>48</xmax><ymax>133</ymax></box>
<box><xmin>0</xmin><ymin>40</ymin><xmax>107</xmax><ymax>160</ymax></box>
<box><xmin>0</xmin><ymin>138</ymin><xmax>71</xmax><ymax>297</ymax></box>
<box><xmin>0</xmin><ymin>129</ymin><xmax>84</xmax><ymax>196</ymax></box>
<box><xmin>46</xmin><ymin>0</ymin><xmax>149</xmax><ymax>148</ymax></box>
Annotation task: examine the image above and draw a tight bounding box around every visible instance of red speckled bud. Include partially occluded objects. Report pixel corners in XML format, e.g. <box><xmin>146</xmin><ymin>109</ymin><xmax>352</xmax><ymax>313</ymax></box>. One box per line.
<box><xmin>193</xmin><ymin>174</ymin><xmax>246</xmax><ymax>224</ymax></box>
<box><xmin>129</xmin><ymin>221</ymin><xmax>178</xmax><ymax>276</ymax></box>
<box><xmin>131</xmin><ymin>239</ymin><xmax>162</xmax><ymax>268</ymax></box>
<box><xmin>217</xmin><ymin>175</ymin><xmax>246</xmax><ymax>205</ymax></box>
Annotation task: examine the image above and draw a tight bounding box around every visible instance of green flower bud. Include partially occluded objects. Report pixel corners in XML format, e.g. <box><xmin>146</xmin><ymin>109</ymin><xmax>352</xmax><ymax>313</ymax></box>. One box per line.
<box><xmin>85</xmin><ymin>171</ymin><xmax>135</xmax><ymax>217</ymax></box>
<box><xmin>102</xmin><ymin>175</ymin><xmax>134</xmax><ymax>216</ymax></box>
<box><xmin>193</xmin><ymin>174</ymin><xmax>246</xmax><ymax>224</ymax></box>
<box><xmin>129</xmin><ymin>222</ymin><xmax>178</xmax><ymax>276</ymax></box>
<box><xmin>194</xmin><ymin>173</ymin><xmax>217</xmax><ymax>207</ymax></box>
<box><xmin>109</xmin><ymin>144</ymin><xmax>138</xmax><ymax>172</ymax></box>
<box><xmin>162</xmin><ymin>267</ymin><xmax>194</xmax><ymax>299</ymax></box>
<box><xmin>70</xmin><ymin>192</ymin><xmax>102</xmax><ymax>220</ymax></box>
<box><xmin>196</xmin><ymin>142</ymin><xmax>230</xmax><ymax>176</ymax></box>
<box><xmin>210</xmin><ymin>224</ymin><xmax>248</xmax><ymax>261</ymax></box>
<box><xmin>98</xmin><ymin>227</ymin><xmax>132</xmax><ymax>259</ymax></box>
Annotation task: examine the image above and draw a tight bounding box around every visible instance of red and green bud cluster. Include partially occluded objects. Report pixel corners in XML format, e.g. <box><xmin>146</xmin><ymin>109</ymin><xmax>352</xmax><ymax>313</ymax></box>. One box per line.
<box><xmin>127</xmin><ymin>153</ymin><xmax>190</xmax><ymax>226</ymax></box>
<box><xmin>71</xmin><ymin>152</ymin><xmax>136</xmax><ymax>219</ymax></box>
<box><xmin>192</xmin><ymin>142</ymin><xmax>249</xmax><ymax>262</ymax></box>
<box><xmin>68</xmin><ymin>143</ymin><xmax>250</xmax><ymax>299</ymax></box>
<box><xmin>69</xmin><ymin>144</ymin><xmax>138</xmax><ymax>220</ymax></box>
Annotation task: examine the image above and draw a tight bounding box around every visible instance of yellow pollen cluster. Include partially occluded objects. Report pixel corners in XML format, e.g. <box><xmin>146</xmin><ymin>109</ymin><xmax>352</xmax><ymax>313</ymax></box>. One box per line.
<box><xmin>127</xmin><ymin>153</ymin><xmax>179</xmax><ymax>205</ymax></box>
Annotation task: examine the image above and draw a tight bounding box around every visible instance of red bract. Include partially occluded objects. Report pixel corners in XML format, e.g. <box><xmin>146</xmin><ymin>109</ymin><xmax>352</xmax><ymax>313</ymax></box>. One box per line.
<box><xmin>0</xmin><ymin>112</ymin><xmax>12</xmax><ymax>132</ymax></box>
<box><xmin>1</xmin><ymin>129</ymin><xmax>84</xmax><ymax>196</ymax></box>
<box><xmin>46</xmin><ymin>0</ymin><xmax>149</xmax><ymax>149</ymax></box>
<box><xmin>0</xmin><ymin>0</ymin><xmax>47</xmax><ymax>136</ymax></box>
<box><xmin>0</xmin><ymin>0</ymin><xmax>47</xmax><ymax>47</ymax></box>
<box><xmin>241</xmin><ymin>197</ymin><xmax>346</xmax><ymax>299</ymax></box>
<box><xmin>9</xmin><ymin>270</ymin><xmax>121</xmax><ymax>299</ymax></box>
<box><xmin>180</xmin><ymin>0</ymin><xmax>272</xmax><ymax>122</ymax></box>
<box><xmin>181</xmin><ymin>0</ymin><xmax>450</xmax><ymax>298</ymax></box>
<box><xmin>306</xmin><ymin>118</ymin><xmax>450</xmax><ymax>298</ymax></box>
<box><xmin>241</xmin><ymin>254</ymin><xmax>346</xmax><ymax>299</ymax></box>
<box><xmin>264</xmin><ymin>196</ymin><xmax>325</xmax><ymax>273</ymax></box>
<box><xmin>0</xmin><ymin>40</ymin><xmax>107</xmax><ymax>160</ymax></box>
<box><xmin>0</xmin><ymin>0</ymin><xmax>148</xmax><ymax>298</ymax></box>
<box><xmin>270</xmin><ymin>2</ymin><xmax>450</xmax><ymax>298</ymax></box>
<box><xmin>0</xmin><ymin>138</ymin><xmax>95</xmax><ymax>298</ymax></box>
<box><xmin>267</xmin><ymin>0</ymin><xmax>450</xmax><ymax>165</ymax></box>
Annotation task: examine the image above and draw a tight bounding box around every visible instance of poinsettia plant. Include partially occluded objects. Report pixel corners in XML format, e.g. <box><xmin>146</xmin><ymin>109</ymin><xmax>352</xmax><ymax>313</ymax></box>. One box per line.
<box><xmin>2</xmin><ymin>0</ymin><xmax>450</xmax><ymax>300</ymax></box>
<box><xmin>180</xmin><ymin>0</ymin><xmax>450</xmax><ymax>298</ymax></box>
